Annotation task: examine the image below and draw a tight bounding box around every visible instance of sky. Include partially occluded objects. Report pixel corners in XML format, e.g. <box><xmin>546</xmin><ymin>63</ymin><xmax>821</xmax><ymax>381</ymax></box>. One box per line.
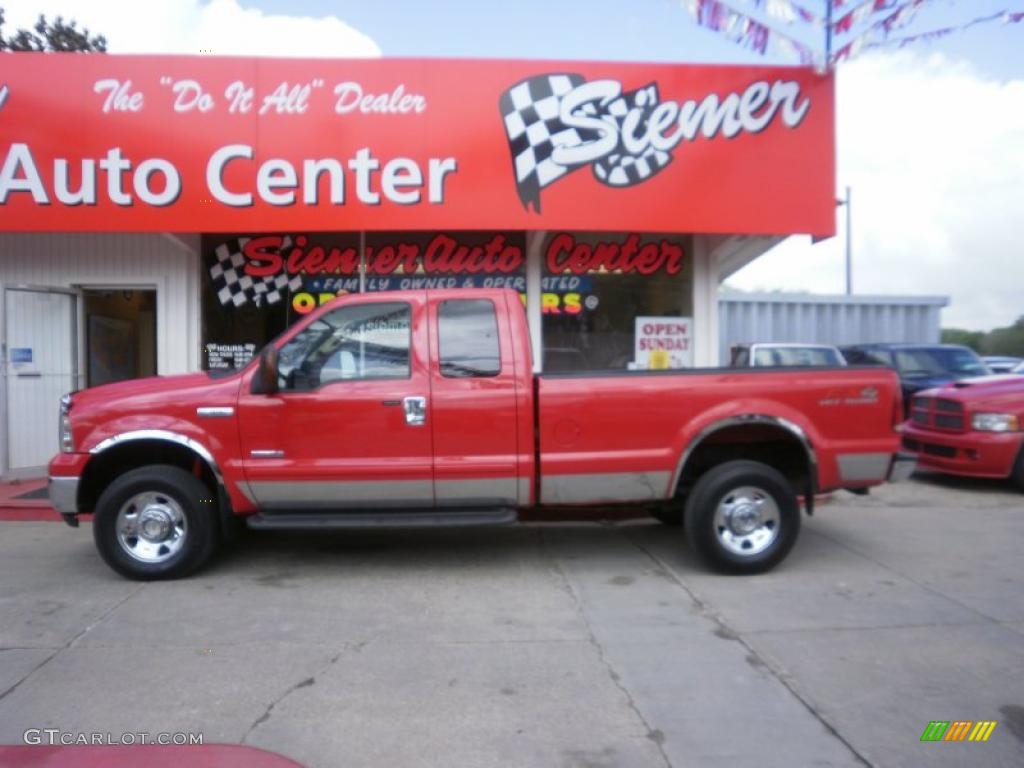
<box><xmin>4</xmin><ymin>0</ymin><xmax>1023</xmax><ymax>330</ymax></box>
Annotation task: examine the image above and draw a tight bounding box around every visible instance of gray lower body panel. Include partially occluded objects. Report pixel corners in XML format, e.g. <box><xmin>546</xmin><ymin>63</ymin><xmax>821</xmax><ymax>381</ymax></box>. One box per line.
<box><xmin>48</xmin><ymin>476</ymin><xmax>79</xmax><ymax>514</ymax></box>
<box><xmin>246</xmin><ymin>479</ymin><xmax>433</xmax><ymax>509</ymax></box>
<box><xmin>540</xmin><ymin>471</ymin><xmax>669</xmax><ymax>505</ymax></box>
<box><xmin>245</xmin><ymin>477</ymin><xmax>520</xmax><ymax>509</ymax></box>
<box><xmin>837</xmin><ymin>452</ymin><xmax>893</xmax><ymax>484</ymax></box>
<box><xmin>435</xmin><ymin>478</ymin><xmax>519</xmax><ymax>506</ymax></box>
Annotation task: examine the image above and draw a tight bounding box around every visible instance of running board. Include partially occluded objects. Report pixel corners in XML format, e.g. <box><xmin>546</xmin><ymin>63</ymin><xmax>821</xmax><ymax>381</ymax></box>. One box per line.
<box><xmin>245</xmin><ymin>507</ymin><xmax>518</xmax><ymax>530</ymax></box>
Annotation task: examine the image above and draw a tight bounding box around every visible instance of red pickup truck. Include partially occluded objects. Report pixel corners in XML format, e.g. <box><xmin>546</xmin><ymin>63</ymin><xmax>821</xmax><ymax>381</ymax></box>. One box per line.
<box><xmin>902</xmin><ymin>376</ymin><xmax>1024</xmax><ymax>486</ymax></box>
<box><xmin>48</xmin><ymin>288</ymin><xmax>912</xmax><ymax>580</ymax></box>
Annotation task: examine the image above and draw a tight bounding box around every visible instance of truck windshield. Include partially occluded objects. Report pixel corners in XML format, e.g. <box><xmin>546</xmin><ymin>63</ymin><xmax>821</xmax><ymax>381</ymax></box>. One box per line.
<box><xmin>894</xmin><ymin>348</ymin><xmax>989</xmax><ymax>378</ymax></box>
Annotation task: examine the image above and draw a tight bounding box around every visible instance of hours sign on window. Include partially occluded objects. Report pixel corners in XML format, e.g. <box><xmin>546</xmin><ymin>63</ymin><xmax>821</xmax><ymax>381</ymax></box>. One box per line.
<box><xmin>633</xmin><ymin>317</ymin><xmax>693</xmax><ymax>370</ymax></box>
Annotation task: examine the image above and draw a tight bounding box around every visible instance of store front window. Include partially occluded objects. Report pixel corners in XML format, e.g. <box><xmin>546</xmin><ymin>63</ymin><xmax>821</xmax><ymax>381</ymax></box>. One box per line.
<box><xmin>201</xmin><ymin>231</ymin><xmax>525</xmax><ymax>370</ymax></box>
<box><xmin>201</xmin><ymin>230</ymin><xmax>692</xmax><ymax>374</ymax></box>
<box><xmin>541</xmin><ymin>232</ymin><xmax>693</xmax><ymax>372</ymax></box>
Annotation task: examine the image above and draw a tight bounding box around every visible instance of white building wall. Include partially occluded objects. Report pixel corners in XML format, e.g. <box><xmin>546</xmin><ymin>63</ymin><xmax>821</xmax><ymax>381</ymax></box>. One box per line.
<box><xmin>0</xmin><ymin>232</ymin><xmax>201</xmax><ymax>375</ymax></box>
<box><xmin>691</xmin><ymin>235</ymin><xmax>720</xmax><ymax>368</ymax></box>
<box><xmin>0</xmin><ymin>232</ymin><xmax>200</xmax><ymax>474</ymax></box>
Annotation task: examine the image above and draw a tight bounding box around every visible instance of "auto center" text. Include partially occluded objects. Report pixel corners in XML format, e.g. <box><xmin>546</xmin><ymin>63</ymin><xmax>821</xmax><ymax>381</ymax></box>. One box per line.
<box><xmin>0</xmin><ymin>144</ymin><xmax>458</xmax><ymax>207</ymax></box>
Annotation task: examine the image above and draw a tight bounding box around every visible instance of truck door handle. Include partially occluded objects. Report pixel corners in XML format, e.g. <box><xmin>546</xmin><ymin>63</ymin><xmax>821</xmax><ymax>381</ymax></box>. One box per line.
<box><xmin>381</xmin><ymin>399</ymin><xmax>401</xmax><ymax>406</ymax></box>
<box><xmin>403</xmin><ymin>396</ymin><xmax>427</xmax><ymax>427</ymax></box>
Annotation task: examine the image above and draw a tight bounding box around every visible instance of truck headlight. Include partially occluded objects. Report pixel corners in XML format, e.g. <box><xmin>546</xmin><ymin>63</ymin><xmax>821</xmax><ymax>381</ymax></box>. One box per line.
<box><xmin>59</xmin><ymin>393</ymin><xmax>74</xmax><ymax>453</ymax></box>
<box><xmin>971</xmin><ymin>413</ymin><xmax>1019</xmax><ymax>432</ymax></box>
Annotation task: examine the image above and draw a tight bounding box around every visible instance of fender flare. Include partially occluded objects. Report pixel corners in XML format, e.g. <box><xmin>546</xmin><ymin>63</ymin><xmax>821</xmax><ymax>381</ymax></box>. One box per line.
<box><xmin>670</xmin><ymin>414</ymin><xmax>819</xmax><ymax>497</ymax></box>
<box><xmin>89</xmin><ymin>429</ymin><xmax>225</xmax><ymax>486</ymax></box>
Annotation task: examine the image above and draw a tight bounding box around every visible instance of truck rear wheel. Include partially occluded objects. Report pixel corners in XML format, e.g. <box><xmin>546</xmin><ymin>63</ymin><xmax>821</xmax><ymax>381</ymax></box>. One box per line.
<box><xmin>92</xmin><ymin>465</ymin><xmax>219</xmax><ymax>580</ymax></box>
<box><xmin>684</xmin><ymin>460</ymin><xmax>800</xmax><ymax>574</ymax></box>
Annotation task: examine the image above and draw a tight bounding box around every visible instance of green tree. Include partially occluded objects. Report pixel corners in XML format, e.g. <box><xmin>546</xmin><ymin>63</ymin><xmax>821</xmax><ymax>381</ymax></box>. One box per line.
<box><xmin>943</xmin><ymin>317</ymin><xmax>1024</xmax><ymax>357</ymax></box>
<box><xmin>0</xmin><ymin>7</ymin><xmax>106</xmax><ymax>52</ymax></box>
<box><xmin>982</xmin><ymin>316</ymin><xmax>1024</xmax><ymax>357</ymax></box>
<box><xmin>941</xmin><ymin>328</ymin><xmax>985</xmax><ymax>352</ymax></box>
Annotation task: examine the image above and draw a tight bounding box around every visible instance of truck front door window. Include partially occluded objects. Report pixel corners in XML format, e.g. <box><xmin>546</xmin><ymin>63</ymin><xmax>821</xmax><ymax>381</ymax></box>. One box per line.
<box><xmin>277</xmin><ymin>302</ymin><xmax>411</xmax><ymax>390</ymax></box>
<box><xmin>438</xmin><ymin>299</ymin><xmax>501</xmax><ymax>378</ymax></box>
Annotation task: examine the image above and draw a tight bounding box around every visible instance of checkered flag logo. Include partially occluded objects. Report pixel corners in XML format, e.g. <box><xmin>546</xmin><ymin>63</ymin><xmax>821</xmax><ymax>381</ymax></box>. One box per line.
<box><xmin>208</xmin><ymin>237</ymin><xmax>303</xmax><ymax>308</ymax></box>
<box><xmin>499</xmin><ymin>73</ymin><xmax>673</xmax><ymax>212</ymax></box>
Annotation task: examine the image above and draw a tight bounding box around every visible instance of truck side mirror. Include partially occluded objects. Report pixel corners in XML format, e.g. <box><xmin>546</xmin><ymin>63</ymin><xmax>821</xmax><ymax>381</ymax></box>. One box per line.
<box><xmin>251</xmin><ymin>346</ymin><xmax>279</xmax><ymax>395</ymax></box>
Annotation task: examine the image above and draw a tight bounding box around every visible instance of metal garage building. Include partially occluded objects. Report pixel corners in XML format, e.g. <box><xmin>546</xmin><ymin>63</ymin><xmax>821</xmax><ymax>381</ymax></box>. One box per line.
<box><xmin>719</xmin><ymin>292</ymin><xmax>949</xmax><ymax>364</ymax></box>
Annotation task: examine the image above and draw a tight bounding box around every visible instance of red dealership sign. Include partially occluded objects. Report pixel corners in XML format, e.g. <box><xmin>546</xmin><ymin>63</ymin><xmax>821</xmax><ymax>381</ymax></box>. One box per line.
<box><xmin>0</xmin><ymin>54</ymin><xmax>834</xmax><ymax>235</ymax></box>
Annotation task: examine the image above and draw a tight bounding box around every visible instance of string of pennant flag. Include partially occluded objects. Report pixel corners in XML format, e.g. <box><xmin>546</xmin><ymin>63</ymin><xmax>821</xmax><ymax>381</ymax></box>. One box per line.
<box><xmin>683</xmin><ymin>0</ymin><xmax>1024</xmax><ymax>69</ymax></box>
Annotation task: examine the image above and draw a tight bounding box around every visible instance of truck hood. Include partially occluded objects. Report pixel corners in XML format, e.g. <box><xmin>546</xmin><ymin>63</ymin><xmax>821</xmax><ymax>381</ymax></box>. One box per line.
<box><xmin>68</xmin><ymin>372</ymin><xmax>244</xmax><ymax>450</ymax></box>
<box><xmin>917</xmin><ymin>375</ymin><xmax>1024</xmax><ymax>411</ymax></box>
<box><xmin>902</xmin><ymin>373</ymin><xmax>958</xmax><ymax>392</ymax></box>
<box><xmin>71</xmin><ymin>373</ymin><xmax>224</xmax><ymax>410</ymax></box>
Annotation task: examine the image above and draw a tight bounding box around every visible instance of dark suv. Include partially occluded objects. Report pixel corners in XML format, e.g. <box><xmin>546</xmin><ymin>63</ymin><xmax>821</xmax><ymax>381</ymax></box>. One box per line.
<box><xmin>840</xmin><ymin>343</ymin><xmax>991</xmax><ymax>411</ymax></box>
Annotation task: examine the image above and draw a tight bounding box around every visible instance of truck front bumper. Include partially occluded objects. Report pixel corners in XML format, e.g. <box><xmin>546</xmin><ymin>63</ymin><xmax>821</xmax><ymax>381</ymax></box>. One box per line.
<box><xmin>887</xmin><ymin>452</ymin><xmax>917</xmax><ymax>482</ymax></box>
<box><xmin>47</xmin><ymin>453</ymin><xmax>89</xmax><ymax>525</ymax></box>
<box><xmin>48</xmin><ymin>476</ymin><xmax>80</xmax><ymax>524</ymax></box>
<box><xmin>901</xmin><ymin>425</ymin><xmax>1020</xmax><ymax>479</ymax></box>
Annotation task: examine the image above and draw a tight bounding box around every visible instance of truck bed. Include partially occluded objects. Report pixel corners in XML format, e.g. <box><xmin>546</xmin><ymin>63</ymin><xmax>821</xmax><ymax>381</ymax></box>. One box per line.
<box><xmin>536</xmin><ymin>366</ymin><xmax>902</xmax><ymax>505</ymax></box>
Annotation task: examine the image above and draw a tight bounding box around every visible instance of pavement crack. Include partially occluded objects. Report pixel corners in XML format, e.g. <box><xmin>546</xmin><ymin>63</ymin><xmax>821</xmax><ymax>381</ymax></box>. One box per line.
<box><xmin>68</xmin><ymin>583</ymin><xmax>149</xmax><ymax>650</ymax></box>
<box><xmin>539</xmin><ymin>530</ymin><xmax>673</xmax><ymax>768</ymax></box>
<box><xmin>0</xmin><ymin>582</ymin><xmax>146</xmax><ymax>705</ymax></box>
<box><xmin>805</xmin><ymin>527</ymin><xmax>1003</xmax><ymax>624</ymax></box>
<box><xmin>241</xmin><ymin>649</ymin><xmax>345</xmax><ymax>743</ymax></box>
<box><xmin>628</xmin><ymin>533</ymin><xmax>875</xmax><ymax>768</ymax></box>
<box><xmin>745</xmin><ymin>619</ymin><xmax>990</xmax><ymax>636</ymax></box>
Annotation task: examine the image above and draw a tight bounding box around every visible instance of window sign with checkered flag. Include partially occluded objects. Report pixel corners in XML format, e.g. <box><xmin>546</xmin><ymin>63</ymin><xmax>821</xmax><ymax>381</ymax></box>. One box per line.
<box><xmin>209</xmin><ymin>237</ymin><xmax>304</xmax><ymax>308</ymax></box>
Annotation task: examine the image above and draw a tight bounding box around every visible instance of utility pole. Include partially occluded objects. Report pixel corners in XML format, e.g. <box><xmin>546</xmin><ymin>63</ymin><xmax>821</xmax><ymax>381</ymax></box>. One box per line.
<box><xmin>825</xmin><ymin>0</ymin><xmax>834</xmax><ymax>69</ymax></box>
<box><xmin>842</xmin><ymin>185</ymin><xmax>852</xmax><ymax>295</ymax></box>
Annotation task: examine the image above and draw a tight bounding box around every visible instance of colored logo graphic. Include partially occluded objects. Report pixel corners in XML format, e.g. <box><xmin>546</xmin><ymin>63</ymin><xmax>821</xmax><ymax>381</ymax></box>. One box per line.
<box><xmin>920</xmin><ymin>721</ymin><xmax>997</xmax><ymax>742</ymax></box>
<box><xmin>498</xmin><ymin>73</ymin><xmax>809</xmax><ymax>212</ymax></box>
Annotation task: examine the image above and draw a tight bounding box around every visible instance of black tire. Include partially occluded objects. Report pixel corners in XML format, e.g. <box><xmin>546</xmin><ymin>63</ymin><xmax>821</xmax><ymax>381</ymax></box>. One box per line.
<box><xmin>684</xmin><ymin>460</ymin><xmax>801</xmax><ymax>574</ymax></box>
<box><xmin>1013</xmin><ymin>448</ymin><xmax>1024</xmax><ymax>492</ymax></box>
<box><xmin>652</xmin><ymin>504</ymin><xmax>683</xmax><ymax>526</ymax></box>
<box><xmin>92</xmin><ymin>465</ymin><xmax>219</xmax><ymax>580</ymax></box>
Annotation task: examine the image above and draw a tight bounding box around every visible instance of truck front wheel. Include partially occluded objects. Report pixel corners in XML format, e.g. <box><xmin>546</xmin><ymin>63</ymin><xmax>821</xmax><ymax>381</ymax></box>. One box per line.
<box><xmin>92</xmin><ymin>465</ymin><xmax>219</xmax><ymax>580</ymax></box>
<box><xmin>684</xmin><ymin>460</ymin><xmax>800</xmax><ymax>574</ymax></box>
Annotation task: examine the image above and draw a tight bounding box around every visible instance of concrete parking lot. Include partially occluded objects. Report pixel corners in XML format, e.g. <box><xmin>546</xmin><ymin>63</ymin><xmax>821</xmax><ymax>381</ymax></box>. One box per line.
<box><xmin>1</xmin><ymin>474</ymin><xmax>1022</xmax><ymax>768</ymax></box>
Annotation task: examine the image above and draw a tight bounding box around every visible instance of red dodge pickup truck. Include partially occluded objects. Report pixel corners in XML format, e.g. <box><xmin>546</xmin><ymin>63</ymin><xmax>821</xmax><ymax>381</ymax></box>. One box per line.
<box><xmin>902</xmin><ymin>376</ymin><xmax>1024</xmax><ymax>486</ymax></box>
<box><xmin>48</xmin><ymin>289</ymin><xmax>913</xmax><ymax>580</ymax></box>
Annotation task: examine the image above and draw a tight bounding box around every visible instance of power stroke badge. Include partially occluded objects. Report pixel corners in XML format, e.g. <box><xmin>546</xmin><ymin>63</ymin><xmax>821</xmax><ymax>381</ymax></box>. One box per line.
<box><xmin>499</xmin><ymin>73</ymin><xmax>811</xmax><ymax>212</ymax></box>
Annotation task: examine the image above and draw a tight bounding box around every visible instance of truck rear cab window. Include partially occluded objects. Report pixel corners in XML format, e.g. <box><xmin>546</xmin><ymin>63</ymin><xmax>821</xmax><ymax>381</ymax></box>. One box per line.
<box><xmin>438</xmin><ymin>299</ymin><xmax>500</xmax><ymax>378</ymax></box>
<box><xmin>277</xmin><ymin>302</ymin><xmax>411</xmax><ymax>390</ymax></box>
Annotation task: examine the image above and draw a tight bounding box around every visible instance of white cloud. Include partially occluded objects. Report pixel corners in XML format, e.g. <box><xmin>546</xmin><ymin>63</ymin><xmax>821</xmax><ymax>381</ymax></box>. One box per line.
<box><xmin>727</xmin><ymin>51</ymin><xmax>1024</xmax><ymax>331</ymax></box>
<box><xmin>3</xmin><ymin>0</ymin><xmax>381</xmax><ymax>57</ymax></box>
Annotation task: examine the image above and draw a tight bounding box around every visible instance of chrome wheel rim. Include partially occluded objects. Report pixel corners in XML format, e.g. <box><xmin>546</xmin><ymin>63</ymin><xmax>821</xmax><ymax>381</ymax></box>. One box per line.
<box><xmin>115</xmin><ymin>491</ymin><xmax>188</xmax><ymax>564</ymax></box>
<box><xmin>712</xmin><ymin>486</ymin><xmax>780</xmax><ymax>557</ymax></box>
